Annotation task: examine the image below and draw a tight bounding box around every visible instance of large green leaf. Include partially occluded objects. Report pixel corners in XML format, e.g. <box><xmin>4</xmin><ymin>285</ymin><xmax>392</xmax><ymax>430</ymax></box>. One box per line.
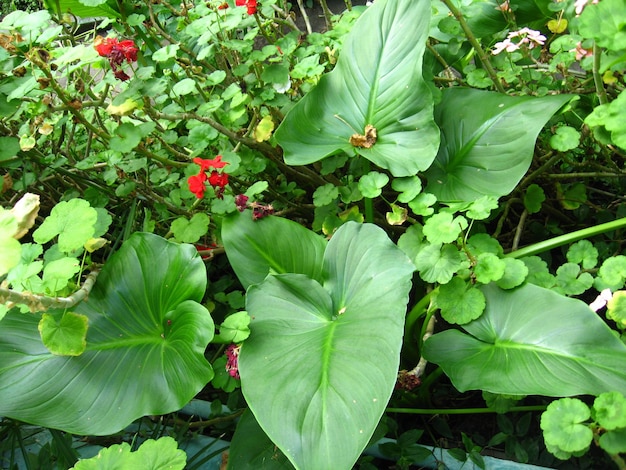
<box><xmin>221</xmin><ymin>211</ymin><xmax>327</xmax><ymax>289</ymax></box>
<box><xmin>425</xmin><ymin>88</ymin><xmax>571</xmax><ymax>202</ymax></box>
<box><xmin>423</xmin><ymin>283</ymin><xmax>626</xmax><ymax>396</ymax></box>
<box><xmin>44</xmin><ymin>0</ymin><xmax>121</xmax><ymax>19</ymax></box>
<box><xmin>239</xmin><ymin>222</ymin><xmax>415</xmax><ymax>470</ymax></box>
<box><xmin>274</xmin><ymin>0</ymin><xmax>439</xmax><ymax>177</ymax></box>
<box><xmin>0</xmin><ymin>233</ymin><xmax>214</xmax><ymax>435</ymax></box>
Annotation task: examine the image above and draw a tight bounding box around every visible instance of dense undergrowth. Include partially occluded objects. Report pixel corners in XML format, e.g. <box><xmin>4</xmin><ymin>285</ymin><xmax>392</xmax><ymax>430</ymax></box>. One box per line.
<box><xmin>1</xmin><ymin>0</ymin><xmax>626</xmax><ymax>468</ymax></box>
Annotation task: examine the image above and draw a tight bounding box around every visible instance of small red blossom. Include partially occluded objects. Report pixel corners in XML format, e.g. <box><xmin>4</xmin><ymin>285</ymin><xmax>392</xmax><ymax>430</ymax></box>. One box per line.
<box><xmin>208</xmin><ymin>171</ymin><xmax>229</xmax><ymax>188</ymax></box>
<box><xmin>225</xmin><ymin>344</ymin><xmax>241</xmax><ymax>379</ymax></box>
<box><xmin>250</xmin><ymin>201</ymin><xmax>274</xmax><ymax>220</ymax></box>
<box><xmin>235</xmin><ymin>0</ymin><xmax>257</xmax><ymax>15</ymax></box>
<box><xmin>187</xmin><ymin>173</ymin><xmax>207</xmax><ymax>198</ymax></box>
<box><xmin>193</xmin><ymin>155</ymin><xmax>228</xmax><ymax>171</ymax></box>
<box><xmin>94</xmin><ymin>36</ymin><xmax>138</xmax><ymax>81</ymax></box>
<box><xmin>218</xmin><ymin>2</ymin><xmax>229</xmax><ymax>8</ymax></box>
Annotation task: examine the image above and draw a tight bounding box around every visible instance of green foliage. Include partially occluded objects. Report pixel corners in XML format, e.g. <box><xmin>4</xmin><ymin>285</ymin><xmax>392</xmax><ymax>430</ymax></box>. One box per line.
<box><xmin>436</xmin><ymin>277</ymin><xmax>486</xmax><ymax>324</ymax></box>
<box><xmin>234</xmin><ymin>222</ymin><xmax>414</xmax><ymax>469</ymax></box>
<box><xmin>71</xmin><ymin>437</ymin><xmax>186</xmax><ymax>470</ymax></box>
<box><xmin>170</xmin><ymin>213</ymin><xmax>210</xmax><ymax>243</ymax></box>
<box><xmin>38</xmin><ymin>311</ymin><xmax>88</xmax><ymax>356</ymax></box>
<box><xmin>425</xmin><ymin>89</ymin><xmax>571</xmax><ymax>202</ymax></box>
<box><xmin>32</xmin><ymin>199</ymin><xmax>98</xmax><ymax>253</ymax></box>
<box><xmin>214</xmin><ymin>311</ymin><xmax>251</xmax><ymax>344</ymax></box>
<box><xmin>0</xmin><ymin>233</ymin><xmax>214</xmax><ymax>435</ymax></box>
<box><xmin>424</xmin><ymin>283</ymin><xmax>626</xmax><ymax>396</ymax></box>
<box><xmin>275</xmin><ymin>0</ymin><xmax>440</xmax><ymax>177</ymax></box>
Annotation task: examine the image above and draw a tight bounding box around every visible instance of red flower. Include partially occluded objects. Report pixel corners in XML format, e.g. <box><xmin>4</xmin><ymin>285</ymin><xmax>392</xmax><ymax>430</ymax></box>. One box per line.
<box><xmin>94</xmin><ymin>37</ymin><xmax>116</xmax><ymax>57</ymax></box>
<box><xmin>208</xmin><ymin>171</ymin><xmax>229</xmax><ymax>188</ymax></box>
<box><xmin>113</xmin><ymin>69</ymin><xmax>131</xmax><ymax>81</ymax></box>
<box><xmin>187</xmin><ymin>173</ymin><xmax>207</xmax><ymax>198</ymax></box>
<box><xmin>117</xmin><ymin>40</ymin><xmax>139</xmax><ymax>62</ymax></box>
<box><xmin>193</xmin><ymin>155</ymin><xmax>228</xmax><ymax>171</ymax></box>
<box><xmin>235</xmin><ymin>0</ymin><xmax>257</xmax><ymax>15</ymax></box>
<box><xmin>218</xmin><ymin>2</ymin><xmax>229</xmax><ymax>9</ymax></box>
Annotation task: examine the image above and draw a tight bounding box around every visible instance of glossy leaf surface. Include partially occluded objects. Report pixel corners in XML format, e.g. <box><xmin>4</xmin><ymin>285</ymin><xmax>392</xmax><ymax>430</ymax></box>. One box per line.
<box><xmin>0</xmin><ymin>233</ymin><xmax>214</xmax><ymax>435</ymax></box>
<box><xmin>222</xmin><ymin>210</ymin><xmax>326</xmax><ymax>289</ymax></box>
<box><xmin>239</xmin><ymin>222</ymin><xmax>414</xmax><ymax>469</ymax></box>
<box><xmin>274</xmin><ymin>0</ymin><xmax>439</xmax><ymax>177</ymax></box>
<box><xmin>423</xmin><ymin>283</ymin><xmax>626</xmax><ymax>396</ymax></box>
<box><xmin>425</xmin><ymin>88</ymin><xmax>571</xmax><ymax>202</ymax></box>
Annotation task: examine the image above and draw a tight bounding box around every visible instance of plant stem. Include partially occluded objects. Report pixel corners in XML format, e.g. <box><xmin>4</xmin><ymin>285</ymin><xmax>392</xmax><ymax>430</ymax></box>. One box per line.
<box><xmin>386</xmin><ymin>405</ymin><xmax>547</xmax><ymax>415</ymax></box>
<box><xmin>0</xmin><ymin>270</ymin><xmax>100</xmax><ymax>312</ymax></box>
<box><xmin>506</xmin><ymin>217</ymin><xmax>626</xmax><ymax>258</ymax></box>
<box><xmin>592</xmin><ymin>42</ymin><xmax>608</xmax><ymax>105</ymax></box>
<box><xmin>440</xmin><ymin>0</ymin><xmax>506</xmax><ymax>94</ymax></box>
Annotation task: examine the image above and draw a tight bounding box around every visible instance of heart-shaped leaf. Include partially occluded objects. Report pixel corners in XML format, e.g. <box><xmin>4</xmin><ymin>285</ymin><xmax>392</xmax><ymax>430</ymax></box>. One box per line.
<box><xmin>222</xmin><ymin>210</ymin><xmax>327</xmax><ymax>289</ymax></box>
<box><xmin>425</xmin><ymin>88</ymin><xmax>571</xmax><ymax>202</ymax></box>
<box><xmin>239</xmin><ymin>222</ymin><xmax>414</xmax><ymax>470</ymax></box>
<box><xmin>0</xmin><ymin>233</ymin><xmax>214</xmax><ymax>435</ymax></box>
<box><xmin>274</xmin><ymin>0</ymin><xmax>439</xmax><ymax>177</ymax></box>
<box><xmin>423</xmin><ymin>283</ymin><xmax>626</xmax><ymax>396</ymax></box>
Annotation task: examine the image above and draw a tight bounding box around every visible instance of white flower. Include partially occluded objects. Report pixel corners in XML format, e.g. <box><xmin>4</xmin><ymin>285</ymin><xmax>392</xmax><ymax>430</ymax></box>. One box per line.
<box><xmin>589</xmin><ymin>288</ymin><xmax>613</xmax><ymax>312</ymax></box>
<box><xmin>575</xmin><ymin>0</ymin><xmax>599</xmax><ymax>16</ymax></box>
<box><xmin>492</xmin><ymin>28</ymin><xmax>546</xmax><ymax>55</ymax></box>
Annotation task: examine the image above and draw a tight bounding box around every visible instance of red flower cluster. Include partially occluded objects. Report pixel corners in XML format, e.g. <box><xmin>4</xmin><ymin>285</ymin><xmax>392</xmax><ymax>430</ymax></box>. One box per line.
<box><xmin>225</xmin><ymin>343</ymin><xmax>241</xmax><ymax>379</ymax></box>
<box><xmin>235</xmin><ymin>0</ymin><xmax>257</xmax><ymax>15</ymax></box>
<box><xmin>94</xmin><ymin>36</ymin><xmax>138</xmax><ymax>81</ymax></box>
<box><xmin>187</xmin><ymin>156</ymin><xmax>229</xmax><ymax>199</ymax></box>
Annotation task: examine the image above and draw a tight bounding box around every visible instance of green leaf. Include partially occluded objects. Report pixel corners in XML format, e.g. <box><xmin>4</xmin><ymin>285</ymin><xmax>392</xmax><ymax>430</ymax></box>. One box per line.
<box><xmin>110</xmin><ymin>122</ymin><xmax>156</xmax><ymax>153</ymax></box>
<box><xmin>540</xmin><ymin>398</ymin><xmax>592</xmax><ymax>453</ymax></box>
<box><xmin>423</xmin><ymin>212</ymin><xmax>468</xmax><ymax>244</ymax></box>
<box><xmin>495</xmin><ymin>258</ymin><xmax>529</xmax><ymax>290</ymax></box>
<box><xmin>171</xmin><ymin>213</ymin><xmax>210</xmax><ymax>243</ymax></box>
<box><xmin>0</xmin><ymin>136</ymin><xmax>20</xmax><ymax>161</ymax></box>
<box><xmin>44</xmin><ymin>0</ymin><xmax>121</xmax><ymax>19</ymax></box>
<box><xmin>567</xmin><ymin>240</ymin><xmax>598</xmax><ymax>270</ymax></box>
<box><xmin>473</xmin><ymin>253</ymin><xmax>506</xmax><ymax>284</ymax></box>
<box><xmin>593</xmin><ymin>392</ymin><xmax>626</xmax><ymax>430</ymax></box>
<box><xmin>436</xmin><ymin>277</ymin><xmax>486</xmax><ymax>325</ymax></box>
<box><xmin>465</xmin><ymin>196</ymin><xmax>499</xmax><ymax>220</ymax></box>
<box><xmin>152</xmin><ymin>44</ymin><xmax>179</xmax><ymax>62</ymax></box>
<box><xmin>227</xmin><ymin>409</ymin><xmax>294</xmax><ymax>470</ymax></box>
<box><xmin>222</xmin><ymin>211</ymin><xmax>327</xmax><ymax>289</ymax></box>
<box><xmin>32</xmin><ymin>199</ymin><xmax>97</xmax><ymax>253</ymax></box>
<box><xmin>240</xmin><ymin>222</ymin><xmax>414</xmax><ymax>470</ymax></box>
<box><xmin>0</xmin><ymin>233</ymin><xmax>214</xmax><ymax>435</ymax></box>
<box><xmin>275</xmin><ymin>0</ymin><xmax>440</xmax><ymax>177</ymax></box>
<box><xmin>71</xmin><ymin>437</ymin><xmax>186</xmax><ymax>470</ymax></box>
<box><xmin>408</xmin><ymin>192</ymin><xmax>436</xmax><ymax>216</ymax></box>
<box><xmin>554</xmin><ymin>262</ymin><xmax>593</xmax><ymax>296</ymax></box>
<box><xmin>188</xmin><ymin>124</ymin><xmax>219</xmax><ymax>152</ymax></box>
<box><xmin>584</xmin><ymin>90</ymin><xmax>626</xmax><ymax>151</ymax></box>
<box><xmin>425</xmin><ymin>88</ymin><xmax>571</xmax><ymax>202</ymax></box>
<box><xmin>599</xmin><ymin>429</ymin><xmax>626</xmax><ymax>455</ymax></box>
<box><xmin>414</xmin><ymin>243</ymin><xmax>466</xmax><ymax>284</ymax></box>
<box><xmin>215</xmin><ymin>311</ymin><xmax>251</xmax><ymax>344</ymax></box>
<box><xmin>524</xmin><ymin>184</ymin><xmax>545</xmax><ymax>214</ymax></box>
<box><xmin>38</xmin><ymin>311</ymin><xmax>88</xmax><ymax>356</ymax></box>
<box><xmin>313</xmin><ymin>183</ymin><xmax>340</xmax><ymax>207</ymax></box>
<box><xmin>607</xmin><ymin>291</ymin><xmax>626</xmax><ymax>328</ymax></box>
<box><xmin>423</xmin><ymin>283</ymin><xmax>626</xmax><ymax>396</ymax></box>
<box><xmin>597</xmin><ymin>255</ymin><xmax>626</xmax><ymax>290</ymax></box>
<box><xmin>392</xmin><ymin>176</ymin><xmax>422</xmax><ymax>203</ymax></box>
<box><xmin>358</xmin><ymin>171</ymin><xmax>389</xmax><ymax>198</ymax></box>
<box><xmin>577</xmin><ymin>0</ymin><xmax>626</xmax><ymax>51</ymax></box>
<box><xmin>42</xmin><ymin>257</ymin><xmax>81</xmax><ymax>294</ymax></box>
<box><xmin>172</xmin><ymin>78</ymin><xmax>198</xmax><ymax>96</ymax></box>
<box><xmin>550</xmin><ymin>126</ymin><xmax>581</xmax><ymax>152</ymax></box>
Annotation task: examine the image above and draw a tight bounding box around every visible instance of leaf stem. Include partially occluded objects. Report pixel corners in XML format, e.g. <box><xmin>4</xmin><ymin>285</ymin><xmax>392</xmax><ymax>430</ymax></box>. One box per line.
<box><xmin>505</xmin><ymin>217</ymin><xmax>626</xmax><ymax>258</ymax></box>
<box><xmin>592</xmin><ymin>42</ymin><xmax>609</xmax><ymax>105</ymax></box>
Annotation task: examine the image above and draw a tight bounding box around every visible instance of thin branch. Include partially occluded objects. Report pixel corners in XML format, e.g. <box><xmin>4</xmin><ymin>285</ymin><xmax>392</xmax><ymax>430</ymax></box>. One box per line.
<box><xmin>0</xmin><ymin>270</ymin><xmax>100</xmax><ymax>313</ymax></box>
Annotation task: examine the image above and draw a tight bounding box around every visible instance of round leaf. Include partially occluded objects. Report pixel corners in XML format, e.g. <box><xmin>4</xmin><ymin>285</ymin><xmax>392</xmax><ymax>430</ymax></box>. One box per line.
<box><xmin>593</xmin><ymin>392</ymin><xmax>626</xmax><ymax>430</ymax></box>
<box><xmin>38</xmin><ymin>311</ymin><xmax>88</xmax><ymax>356</ymax></box>
<box><xmin>541</xmin><ymin>398</ymin><xmax>592</xmax><ymax>453</ymax></box>
<box><xmin>32</xmin><ymin>199</ymin><xmax>97</xmax><ymax>253</ymax></box>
